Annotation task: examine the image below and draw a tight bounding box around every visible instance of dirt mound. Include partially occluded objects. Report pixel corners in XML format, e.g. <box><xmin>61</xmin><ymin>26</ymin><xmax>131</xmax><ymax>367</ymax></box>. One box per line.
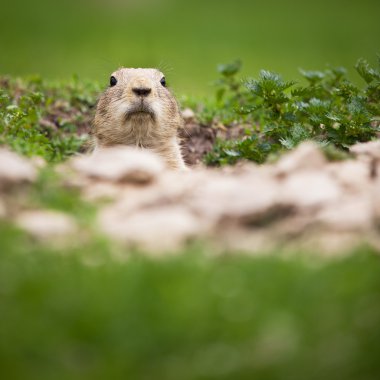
<box><xmin>178</xmin><ymin>108</ymin><xmax>247</xmax><ymax>165</ymax></box>
<box><xmin>179</xmin><ymin>122</ymin><xmax>216</xmax><ymax>165</ymax></box>
<box><xmin>2</xmin><ymin>140</ymin><xmax>380</xmax><ymax>256</ymax></box>
<box><xmin>67</xmin><ymin>141</ymin><xmax>380</xmax><ymax>255</ymax></box>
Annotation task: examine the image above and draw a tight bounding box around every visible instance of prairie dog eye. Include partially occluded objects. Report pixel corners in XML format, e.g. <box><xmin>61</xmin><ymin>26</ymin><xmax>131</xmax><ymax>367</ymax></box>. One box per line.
<box><xmin>160</xmin><ymin>77</ymin><xmax>166</xmax><ymax>87</ymax></box>
<box><xmin>110</xmin><ymin>76</ymin><xmax>117</xmax><ymax>87</ymax></box>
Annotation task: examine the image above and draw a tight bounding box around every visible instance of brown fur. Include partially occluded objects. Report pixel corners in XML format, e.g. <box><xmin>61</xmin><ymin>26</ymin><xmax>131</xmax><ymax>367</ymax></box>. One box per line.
<box><xmin>91</xmin><ymin>68</ymin><xmax>186</xmax><ymax>170</ymax></box>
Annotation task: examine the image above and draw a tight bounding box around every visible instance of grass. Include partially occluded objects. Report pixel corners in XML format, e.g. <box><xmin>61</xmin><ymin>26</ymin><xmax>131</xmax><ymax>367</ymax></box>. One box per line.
<box><xmin>0</xmin><ymin>0</ymin><xmax>379</xmax><ymax>95</ymax></box>
<box><xmin>1</xmin><ymin>220</ymin><xmax>380</xmax><ymax>379</ymax></box>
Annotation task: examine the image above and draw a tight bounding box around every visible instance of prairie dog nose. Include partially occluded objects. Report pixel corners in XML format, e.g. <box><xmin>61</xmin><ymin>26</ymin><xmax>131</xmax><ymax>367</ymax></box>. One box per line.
<box><xmin>132</xmin><ymin>87</ymin><xmax>151</xmax><ymax>97</ymax></box>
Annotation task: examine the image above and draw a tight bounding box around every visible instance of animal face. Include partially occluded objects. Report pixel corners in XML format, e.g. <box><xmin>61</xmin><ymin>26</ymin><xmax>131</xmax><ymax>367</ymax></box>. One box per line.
<box><xmin>97</xmin><ymin>68</ymin><xmax>175</xmax><ymax>122</ymax></box>
<box><xmin>94</xmin><ymin>68</ymin><xmax>183</xmax><ymax>147</ymax></box>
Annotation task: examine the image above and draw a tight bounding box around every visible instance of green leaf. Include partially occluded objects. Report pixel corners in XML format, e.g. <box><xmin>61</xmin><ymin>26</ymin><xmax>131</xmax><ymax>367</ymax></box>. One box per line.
<box><xmin>355</xmin><ymin>58</ymin><xmax>380</xmax><ymax>84</ymax></box>
<box><xmin>217</xmin><ymin>60</ymin><xmax>242</xmax><ymax>77</ymax></box>
<box><xmin>224</xmin><ymin>149</ymin><xmax>240</xmax><ymax>157</ymax></box>
<box><xmin>299</xmin><ymin>69</ymin><xmax>325</xmax><ymax>84</ymax></box>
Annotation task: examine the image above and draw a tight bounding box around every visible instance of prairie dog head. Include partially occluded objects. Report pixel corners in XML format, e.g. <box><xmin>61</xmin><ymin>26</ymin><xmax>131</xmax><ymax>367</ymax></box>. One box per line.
<box><xmin>93</xmin><ymin>68</ymin><xmax>183</xmax><ymax>148</ymax></box>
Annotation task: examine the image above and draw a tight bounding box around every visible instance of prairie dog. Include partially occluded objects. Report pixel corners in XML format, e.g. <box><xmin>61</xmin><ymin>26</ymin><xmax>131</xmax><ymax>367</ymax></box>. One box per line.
<box><xmin>92</xmin><ymin>68</ymin><xmax>186</xmax><ymax>170</ymax></box>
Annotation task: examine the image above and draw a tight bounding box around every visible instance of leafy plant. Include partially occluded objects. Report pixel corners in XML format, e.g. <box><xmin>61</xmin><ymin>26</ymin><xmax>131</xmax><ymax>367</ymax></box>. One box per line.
<box><xmin>206</xmin><ymin>57</ymin><xmax>380</xmax><ymax>165</ymax></box>
<box><xmin>0</xmin><ymin>76</ymin><xmax>99</xmax><ymax>162</ymax></box>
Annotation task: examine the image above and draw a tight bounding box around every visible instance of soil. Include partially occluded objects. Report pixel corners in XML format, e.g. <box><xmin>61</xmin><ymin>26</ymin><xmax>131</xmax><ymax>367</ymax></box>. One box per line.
<box><xmin>179</xmin><ymin>121</ymin><xmax>249</xmax><ymax>165</ymax></box>
<box><xmin>43</xmin><ymin>100</ymin><xmax>94</xmax><ymax>137</ymax></box>
<box><xmin>179</xmin><ymin>122</ymin><xmax>216</xmax><ymax>165</ymax></box>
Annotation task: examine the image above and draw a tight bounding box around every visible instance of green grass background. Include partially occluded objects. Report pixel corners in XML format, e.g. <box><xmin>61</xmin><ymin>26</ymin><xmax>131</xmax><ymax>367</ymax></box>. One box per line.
<box><xmin>1</xmin><ymin>0</ymin><xmax>379</xmax><ymax>95</ymax></box>
<box><xmin>1</xmin><ymin>221</ymin><xmax>380</xmax><ymax>379</ymax></box>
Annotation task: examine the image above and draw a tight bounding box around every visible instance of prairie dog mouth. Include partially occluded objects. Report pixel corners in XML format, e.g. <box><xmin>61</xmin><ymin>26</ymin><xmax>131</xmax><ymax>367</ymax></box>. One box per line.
<box><xmin>124</xmin><ymin>101</ymin><xmax>155</xmax><ymax>121</ymax></box>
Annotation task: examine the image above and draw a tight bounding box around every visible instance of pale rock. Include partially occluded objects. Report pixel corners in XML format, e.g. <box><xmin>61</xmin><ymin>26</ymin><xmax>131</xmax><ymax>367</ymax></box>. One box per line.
<box><xmin>181</xmin><ymin>108</ymin><xmax>196</xmax><ymax>122</ymax></box>
<box><xmin>98</xmin><ymin>185</ymin><xmax>165</xmax><ymax>215</ymax></box>
<box><xmin>316</xmin><ymin>196</ymin><xmax>373</xmax><ymax>231</ymax></box>
<box><xmin>275</xmin><ymin>142</ymin><xmax>326</xmax><ymax>176</ymax></box>
<box><xmin>70</xmin><ymin>147</ymin><xmax>165</xmax><ymax>183</ymax></box>
<box><xmin>212</xmin><ymin>227</ymin><xmax>278</xmax><ymax>255</ymax></box>
<box><xmin>81</xmin><ymin>182</ymin><xmax>126</xmax><ymax>202</ymax></box>
<box><xmin>154</xmin><ymin>168</ymin><xmax>206</xmax><ymax>200</ymax></box>
<box><xmin>0</xmin><ymin>199</ymin><xmax>6</xmax><ymax>218</ymax></box>
<box><xmin>0</xmin><ymin>148</ymin><xmax>37</xmax><ymax>187</ymax></box>
<box><xmin>350</xmin><ymin>140</ymin><xmax>380</xmax><ymax>159</ymax></box>
<box><xmin>370</xmin><ymin>176</ymin><xmax>380</xmax><ymax>221</ymax></box>
<box><xmin>98</xmin><ymin>205</ymin><xmax>202</xmax><ymax>252</ymax></box>
<box><xmin>218</xmin><ymin>160</ymin><xmax>260</xmax><ymax>176</ymax></box>
<box><xmin>94</xmin><ymin>169</ymin><xmax>200</xmax><ymax>215</ymax></box>
<box><xmin>280</xmin><ymin>171</ymin><xmax>341</xmax><ymax>208</ymax></box>
<box><xmin>269</xmin><ymin>214</ymin><xmax>313</xmax><ymax>237</ymax></box>
<box><xmin>327</xmin><ymin>160</ymin><xmax>370</xmax><ymax>193</ymax></box>
<box><xmin>31</xmin><ymin>156</ymin><xmax>47</xmax><ymax>169</ymax></box>
<box><xmin>189</xmin><ymin>172</ymin><xmax>279</xmax><ymax>224</ymax></box>
<box><xmin>15</xmin><ymin>210</ymin><xmax>77</xmax><ymax>239</ymax></box>
<box><xmin>297</xmin><ymin>231</ymin><xmax>365</xmax><ymax>258</ymax></box>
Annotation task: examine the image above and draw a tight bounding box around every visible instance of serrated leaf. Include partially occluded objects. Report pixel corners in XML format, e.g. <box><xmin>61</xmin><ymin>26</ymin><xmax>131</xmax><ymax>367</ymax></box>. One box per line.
<box><xmin>326</xmin><ymin>113</ymin><xmax>341</xmax><ymax>122</ymax></box>
<box><xmin>279</xmin><ymin>138</ymin><xmax>294</xmax><ymax>149</ymax></box>
<box><xmin>299</xmin><ymin>69</ymin><xmax>325</xmax><ymax>84</ymax></box>
<box><xmin>223</xmin><ymin>149</ymin><xmax>240</xmax><ymax>157</ymax></box>
<box><xmin>355</xmin><ymin>58</ymin><xmax>380</xmax><ymax>84</ymax></box>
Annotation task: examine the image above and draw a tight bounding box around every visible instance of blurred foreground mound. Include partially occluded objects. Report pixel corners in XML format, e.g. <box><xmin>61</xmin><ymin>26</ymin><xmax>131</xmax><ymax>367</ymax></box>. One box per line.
<box><xmin>1</xmin><ymin>141</ymin><xmax>380</xmax><ymax>256</ymax></box>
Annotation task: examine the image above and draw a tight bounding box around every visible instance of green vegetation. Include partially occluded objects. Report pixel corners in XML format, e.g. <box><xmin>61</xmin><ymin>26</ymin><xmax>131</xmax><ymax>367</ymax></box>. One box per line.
<box><xmin>1</xmin><ymin>0</ymin><xmax>379</xmax><ymax>94</ymax></box>
<box><xmin>1</xmin><ymin>221</ymin><xmax>380</xmax><ymax>379</ymax></box>
<box><xmin>204</xmin><ymin>57</ymin><xmax>380</xmax><ymax>165</ymax></box>
<box><xmin>0</xmin><ymin>76</ymin><xmax>98</xmax><ymax>162</ymax></box>
<box><xmin>2</xmin><ymin>57</ymin><xmax>378</xmax><ymax>165</ymax></box>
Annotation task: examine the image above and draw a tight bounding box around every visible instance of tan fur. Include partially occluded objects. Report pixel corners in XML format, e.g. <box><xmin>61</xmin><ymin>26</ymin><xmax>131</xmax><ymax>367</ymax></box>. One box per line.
<box><xmin>91</xmin><ymin>68</ymin><xmax>186</xmax><ymax>170</ymax></box>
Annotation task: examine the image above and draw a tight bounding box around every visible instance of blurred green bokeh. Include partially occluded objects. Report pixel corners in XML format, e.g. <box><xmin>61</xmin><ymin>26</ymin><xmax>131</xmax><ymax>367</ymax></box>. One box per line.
<box><xmin>0</xmin><ymin>0</ymin><xmax>379</xmax><ymax>94</ymax></box>
<box><xmin>1</xmin><ymin>218</ymin><xmax>380</xmax><ymax>380</ymax></box>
